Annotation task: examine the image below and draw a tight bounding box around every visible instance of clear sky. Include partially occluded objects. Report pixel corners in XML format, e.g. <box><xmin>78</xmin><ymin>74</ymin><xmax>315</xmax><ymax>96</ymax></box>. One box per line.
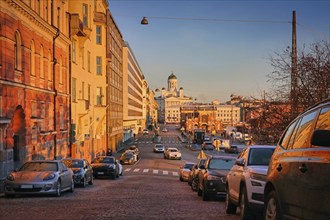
<box><xmin>108</xmin><ymin>0</ymin><xmax>330</xmax><ymax>103</ymax></box>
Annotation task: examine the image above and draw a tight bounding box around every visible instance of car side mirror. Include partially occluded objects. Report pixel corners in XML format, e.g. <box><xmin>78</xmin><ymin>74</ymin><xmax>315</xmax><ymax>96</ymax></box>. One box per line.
<box><xmin>235</xmin><ymin>158</ymin><xmax>245</xmax><ymax>166</ymax></box>
<box><xmin>311</xmin><ymin>130</ymin><xmax>330</xmax><ymax>147</ymax></box>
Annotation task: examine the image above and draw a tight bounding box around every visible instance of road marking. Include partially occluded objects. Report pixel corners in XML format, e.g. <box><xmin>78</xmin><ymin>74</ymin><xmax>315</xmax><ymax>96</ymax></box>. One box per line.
<box><xmin>172</xmin><ymin>172</ymin><xmax>179</xmax><ymax>176</ymax></box>
<box><xmin>124</xmin><ymin>168</ymin><xmax>131</xmax><ymax>172</ymax></box>
<box><xmin>153</xmin><ymin>170</ymin><xmax>159</xmax><ymax>174</ymax></box>
<box><xmin>163</xmin><ymin>171</ymin><xmax>168</xmax><ymax>175</ymax></box>
<box><xmin>133</xmin><ymin>169</ymin><xmax>140</xmax><ymax>172</ymax></box>
<box><xmin>143</xmin><ymin>169</ymin><xmax>149</xmax><ymax>173</ymax></box>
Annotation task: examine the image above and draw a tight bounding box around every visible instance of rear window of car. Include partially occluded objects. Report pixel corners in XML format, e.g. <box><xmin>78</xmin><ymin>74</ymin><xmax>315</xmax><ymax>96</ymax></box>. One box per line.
<box><xmin>208</xmin><ymin>158</ymin><xmax>235</xmax><ymax>170</ymax></box>
<box><xmin>248</xmin><ymin>148</ymin><xmax>275</xmax><ymax>166</ymax></box>
<box><xmin>94</xmin><ymin>157</ymin><xmax>114</xmax><ymax>164</ymax></box>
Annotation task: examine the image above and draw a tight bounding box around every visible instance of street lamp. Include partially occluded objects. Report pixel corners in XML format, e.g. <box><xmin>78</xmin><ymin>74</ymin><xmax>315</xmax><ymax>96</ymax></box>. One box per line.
<box><xmin>141</xmin><ymin>17</ymin><xmax>149</xmax><ymax>25</ymax></box>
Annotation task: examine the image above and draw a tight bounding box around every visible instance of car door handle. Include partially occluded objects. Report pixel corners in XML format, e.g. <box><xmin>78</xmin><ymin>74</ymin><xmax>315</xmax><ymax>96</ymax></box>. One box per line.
<box><xmin>299</xmin><ymin>164</ymin><xmax>308</xmax><ymax>173</ymax></box>
<box><xmin>276</xmin><ymin>164</ymin><xmax>282</xmax><ymax>172</ymax></box>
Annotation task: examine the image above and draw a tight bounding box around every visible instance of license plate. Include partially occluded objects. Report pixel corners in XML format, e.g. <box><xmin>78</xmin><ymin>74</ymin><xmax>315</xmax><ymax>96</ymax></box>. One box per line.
<box><xmin>21</xmin><ymin>185</ymin><xmax>33</xmax><ymax>189</ymax></box>
<box><xmin>97</xmin><ymin>172</ymin><xmax>104</xmax><ymax>174</ymax></box>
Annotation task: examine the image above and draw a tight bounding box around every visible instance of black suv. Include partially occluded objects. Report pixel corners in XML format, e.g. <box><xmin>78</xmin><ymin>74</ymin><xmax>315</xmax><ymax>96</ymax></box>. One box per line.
<box><xmin>197</xmin><ymin>155</ymin><xmax>236</xmax><ymax>201</ymax></box>
<box><xmin>264</xmin><ymin>98</ymin><xmax>330</xmax><ymax>220</ymax></box>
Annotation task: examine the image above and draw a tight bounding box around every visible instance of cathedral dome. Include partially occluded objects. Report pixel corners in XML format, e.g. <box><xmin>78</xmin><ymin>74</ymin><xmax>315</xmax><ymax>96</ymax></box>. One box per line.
<box><xmin>168</xmin><ymin>73</ymin><xmax>177</xmax><ymax>80</ymax></box>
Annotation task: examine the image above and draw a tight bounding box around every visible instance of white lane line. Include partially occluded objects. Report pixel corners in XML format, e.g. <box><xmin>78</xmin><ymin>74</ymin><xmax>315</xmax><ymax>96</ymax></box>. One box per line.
<box><xmin>163</xmin><ymin>171</ymin><xmax>168</xmax><ymax>175</ymax></box>
<box><xmin>172</xmin><ymin>172</ymin><xmax>179</xmax><ymax>176</ymax></box>
<box><xmin>133</xmin><ymin>169</ymin><xmax>140</xmax><ymax>172</ymax></box>
<box><xmin>124</xmin><ymin>168</ymin><xmax>131</xmax><ymax>172</ymax></box>
<box><xmin>143</xmin><ymin>169</ymin><xmax>149</xmax><ymax>173</ymax></box>
<box><xmin>153</xmin><ymin>170</ymin><xmax>159</xmax><ymax>174</ymax></box>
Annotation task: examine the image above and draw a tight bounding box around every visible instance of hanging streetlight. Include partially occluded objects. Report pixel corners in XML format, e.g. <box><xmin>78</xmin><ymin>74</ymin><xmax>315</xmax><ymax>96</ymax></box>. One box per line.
<box><xmin>141</xmin><ymin>17</ymin><xmax>149</xmax><ymax>25</ymax></box>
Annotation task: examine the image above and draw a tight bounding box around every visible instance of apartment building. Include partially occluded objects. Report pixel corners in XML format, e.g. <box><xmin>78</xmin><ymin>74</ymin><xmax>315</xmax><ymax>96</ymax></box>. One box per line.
<box><xmin>122</xmin><ymin>41</ymin><xmax>144</xmax><ymax>141</ymax></box>
<box><xmin>106</xmin><ymin>10</ymin><xmax>123</xmax><ymax>152</ymax></box>
<box><xmin>68</xmin><ymin>0</ymin><xmax>108</xmax><ymax>161</ymax></box>
<box><xmin>0</xmin><ymin>0</ymin><xmax>70</xmax><ymax>179</ymax></box>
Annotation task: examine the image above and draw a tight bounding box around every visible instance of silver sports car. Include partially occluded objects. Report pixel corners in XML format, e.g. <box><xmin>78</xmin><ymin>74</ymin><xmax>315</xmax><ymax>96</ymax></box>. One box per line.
<box><xmin>4</xmin><ymin>160</ymin><xmax>74</xmax><ymax>197</ymax></box>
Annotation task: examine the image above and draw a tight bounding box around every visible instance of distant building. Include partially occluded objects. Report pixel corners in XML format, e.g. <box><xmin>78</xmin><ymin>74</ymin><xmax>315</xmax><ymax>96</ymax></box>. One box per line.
<box><xmin>155</xmin><ymin>73</ymin><xmax>192</xmax><ymax>123</ymax></box>
<box><xmin>122</xmin><ymin>42</ymin><xmax>144</xmax><ymax>141</ymax></box>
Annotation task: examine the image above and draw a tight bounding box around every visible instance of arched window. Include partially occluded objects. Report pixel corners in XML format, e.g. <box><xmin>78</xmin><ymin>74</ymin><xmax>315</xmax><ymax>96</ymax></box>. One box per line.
<box><xmin>48</xmin><ymin>50</ymin><xmax>52</xmax><ymax>81</ymax></box>
<box><xmin>59</xmin><ymin>56</ymin><xmax>63</xmax><ymax>84</ymax></box>
<box><xmin>40</xmin><ymin>45</ymin><xmax>44</xmax><ymax>78</ymax></box>
<box><xmin>14</xmin><ymin>31</ymin><xmax>22</xmax><ymax>70</ymax></box>
<box><xmin>30</xmin><ymin>41</ymin><xmax>35</xmax><ymax>76</ymax></box>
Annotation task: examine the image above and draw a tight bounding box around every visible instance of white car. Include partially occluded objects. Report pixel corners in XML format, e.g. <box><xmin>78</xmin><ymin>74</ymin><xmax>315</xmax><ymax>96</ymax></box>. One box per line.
<box><xmin>143</xmin><ymin>129</ymin><xmax>149</xmax><ymax>135</ymax></box>
<box><xmin>225</xmin><ymin>145</ymin><xmax>276</xmax><ymax>219</ymax></box>
<box><xmin>164</xmin><ymin>148</ymin><xmax>182</xmax><ymax>160</ymax></box>
<box><xmin>153</xmin><ymin>144</ymin><xmax>165</xmax><ymax>153</ymax></box>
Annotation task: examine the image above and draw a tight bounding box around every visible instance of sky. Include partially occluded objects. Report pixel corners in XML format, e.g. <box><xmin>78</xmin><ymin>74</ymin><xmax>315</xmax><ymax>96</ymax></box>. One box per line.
<box><xmin>108</xmin><ymin>0</ymin><xmax>330</xmax><ymax>103</ymax></box>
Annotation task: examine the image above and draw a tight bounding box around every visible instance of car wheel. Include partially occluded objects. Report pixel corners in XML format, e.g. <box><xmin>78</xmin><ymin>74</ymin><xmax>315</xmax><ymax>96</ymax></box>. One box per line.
<box><xmin>70</xmin><ymin>178</ymin><xmax>74</xmax><ymax>193</ymax></box>
<box><xmin>240</xmin><ymin>186</ymin><xmax>250</xmax><ymax>220</ymax></box>
<box><xmin>225</xmin><ymin>186</ymin><xmax>237</xmax><ymax>214</ymax></box>
<box><xmin>82</xmin><ymin>176</ymin><xmax>87</xmax><ymax>187</ymax></box>
<box><xmin>191</xmin><ymin>178</ymin><xmax>198</xmax><ymax>192</ymax></box>
<box><xmin>55</xmin><ymin>180</ymin><xmax>61</xmax><ymax>197</ymax></box>
<box><xmin>88</xmin><ymin>175</ymin><xmax>94</xmax><ymax>185</ymax></box>
<box><xmin>202</xmin><ymin>188</ymin><xmax>209</xmax><ymax>201</ymax></box>
<box><xmin>264</xmin><ymin>190</ymin><xmax>282</xmax><ymax>220</ymax></box>
<box><xmin>197</xmin><ymin>185</ymin><xmax>202</xmax><ymax>196</ymax></box>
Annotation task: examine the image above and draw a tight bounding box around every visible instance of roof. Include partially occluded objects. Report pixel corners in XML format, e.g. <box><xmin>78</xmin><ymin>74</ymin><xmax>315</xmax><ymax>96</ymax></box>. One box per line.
<box><xmin>168</xmin><ymin>73</ymin><xmax>177</xmax><ymax>79</ymax></box>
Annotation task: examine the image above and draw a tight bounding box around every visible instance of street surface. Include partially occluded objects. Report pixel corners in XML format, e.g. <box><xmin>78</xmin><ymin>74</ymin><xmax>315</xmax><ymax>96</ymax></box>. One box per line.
<box><xmin>0</xmin><ymin>125</ymin><xmax>261</xmax><ymax>220</ymax></box>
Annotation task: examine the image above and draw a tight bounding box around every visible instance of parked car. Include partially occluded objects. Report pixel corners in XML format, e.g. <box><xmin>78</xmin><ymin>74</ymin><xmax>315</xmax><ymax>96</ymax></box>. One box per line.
<box><xmin>91</xmin><ymin>156</ymin><xmax>120</xmax><ymax>179</ymax></box>
<box><xmin>129</xmin><ymin>145</ymin><xmax>140</xmax><ymax>160</ymax></box>
<box><xmin>153</xmin><ymin>144</ymin><xmax>165</xmax><ymax>153</ymax></box>
<box><xmin>225</xmin><ymin>145</ymin><xmax>276</xmax><ymax>219</ymax></box>
<box><xmin>197</xmin><ymin>155</ymin><xmax>236</xmax><ymax>201</ymax></box>
<box><xmin>4</xmin><ymin>160</ymin><xmax>74</xmax><ymax>197</ymax></box>
<box><xmin>179</xmin><ymin>162</ymin><xmax>194</xmax><ymax>182</ymax></box>
<box><xmin>143</xmin><ymin>129</ymin><xmax>149</xmax><ymax>135</ymax></box>
<box><xmin>120</xmin><ymin>150</ymin><xmax>137</xmax><ymax>165</ymax></box>
<box><xmin>188</xmin><ymin>158</ymin><xmax>207</xmax><ymax>191</ymax></box>
<box><xmin>264</xmin><ymin>98</ymin><xmax>330</xmax><ymax>220</ymax></box>
<box><xmin>202</xmin><ymin>141</ymin><xmax>214</xmax><ymax>150</ymax></box>
<box><xmin>224</xmin><ymin>145</ymin><xmax>239</xmax><ymax>154</ymax></box>
<box><xmin>164</xmin><ymin>148</ymin><xmax>182</xmax><ymax>160</ymax></box>
<box><xmin>162</xmin><ymin>128</ymin><xmax>168</xmax><ymax>132</ymax></box>
<box><xmin>62</xmin><ymin>158</ymin><xmax>94</xmax><ymax>187</ymax></box>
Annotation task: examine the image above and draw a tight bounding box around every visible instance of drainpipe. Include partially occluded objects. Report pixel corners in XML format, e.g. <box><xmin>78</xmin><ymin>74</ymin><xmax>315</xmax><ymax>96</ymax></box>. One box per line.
<box><xmin>52</xmin><ymin>0</ymin><xmax>60</xmax><ymax>159</ymax></box>
<box><xmin>67</xmin><ymin>12</ymin><xmax>72</xmax><ymax>157</ymax></box>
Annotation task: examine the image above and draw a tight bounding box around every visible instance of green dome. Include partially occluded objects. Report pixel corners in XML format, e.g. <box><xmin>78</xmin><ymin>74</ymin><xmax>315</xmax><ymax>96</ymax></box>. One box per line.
<box><xmin>168</xmin><ymin>73</ymin><xmax>177</xmax><ymax>80</ymax></box>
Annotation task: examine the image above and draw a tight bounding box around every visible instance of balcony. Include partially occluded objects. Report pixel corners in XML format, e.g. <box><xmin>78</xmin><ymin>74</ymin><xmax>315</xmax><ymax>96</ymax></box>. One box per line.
<box><xmin>70</xmin><ymin>14</ymin><xmax>86</xmax><ymax>37</ymax></box>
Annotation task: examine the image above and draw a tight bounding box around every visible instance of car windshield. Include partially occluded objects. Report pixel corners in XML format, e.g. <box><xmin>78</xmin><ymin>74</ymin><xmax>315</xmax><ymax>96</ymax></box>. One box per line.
<box><xmin>169</xmin><ymin>149</ymin><xmax>178</xmax><ymax>152</ymax></box>
<box><xmin>156</xmin><ymin>145</ymin><xmax>163</xmax><ymax>148</ymax></box>
<box><xmin>184</xmin><ymin>164</ymin><xmax>194</xmax><ymax>169</ymax></box>
<box><xmin>20</xmin><ymin>162</ymin><xmax>58</xmax><ymax>172</ymax></box>
<box><xmin>248</xmin><ymin>148</ymin><xmax>275</xmax><ymax>166</ymax></box>
<box><xmin>208</xmin><ymin>158</ymin><xmax>235</xmax><ymax>170</ymax></box>
<box><xmin>124</xmin><ymin>153</ymin><xmax>134</xmax><ymax>158</ymax></box>
<box><xmin>94</xmin><ymin>157</ymin><xmax>114</xmax><ymax>164</ymax></box>
<box><xmin>63</xmin><ymin>160</ymin><xmax>83</xmax><ymax>168</ymax></box>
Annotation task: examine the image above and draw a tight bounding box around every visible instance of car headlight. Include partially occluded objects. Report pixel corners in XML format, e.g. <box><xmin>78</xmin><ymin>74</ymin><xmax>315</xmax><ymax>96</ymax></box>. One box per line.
<box><xmin>206</xmin><ymin>174</ymin><xmax>221</xmax><ymax>181</ymax></box>
<box><xmin>108</xmin><ymin>164</ymin><xmax>115</xmax><ymax>169</ymax></box>
<box><xmin>250</xmin><ymin>173</ymin><xmax>266</xmax><ymax>182</ymax></box>
<box><xmin>6</xmin><ymin>174</ymin><xmax>14</xmax><ymax>181</ymax></box>
<box><xmin>43</xmin><ymin>173</ymin><xmax>56</xmax><ymax>181</ymax></box>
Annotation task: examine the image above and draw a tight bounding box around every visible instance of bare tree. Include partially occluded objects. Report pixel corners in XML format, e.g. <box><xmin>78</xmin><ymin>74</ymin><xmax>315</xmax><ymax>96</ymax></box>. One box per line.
<box><xmin>268</xmin><ymin>40</ymin><xmax>330</xmax><ymax>110</ymax></box>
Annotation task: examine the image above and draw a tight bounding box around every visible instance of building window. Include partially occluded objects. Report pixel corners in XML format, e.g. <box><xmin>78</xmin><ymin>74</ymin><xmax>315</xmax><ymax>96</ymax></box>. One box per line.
<box><xmin>81</xmin><ymin>81</ymin><xmax>85</xmax><ymax>100</ymax></box>
<box><xmin>48</xmin><ymin>50</ymin><xmax>52</xmax><ymax>81</ymax></box>
<box><xmin>96</xmin><ymin>87</ymin><xmax>102</xmax><ymax>105</ymax></box>
<box><xmin>72</xmin><ymin>78</ymin><xmax>77</xmax><ymax>102</ymax></box>
<box><xmin>31</xmin><ymin>41</ymin><xmax>35</xmax><ymax>76</ymax></box>
<box><xmin>31</xmin><ymin>101</ymin><xmax>37</xmax><ymax>117</ymax></box>
<box><xmin>40</xmin><ymin>45</ymin><xmax>44</xmax><ymax>78</ymax></box>
<box><xmin>14</xmin><ymin>31</ymin><xmax>22</xmax><ymax>70</ymax></box>
<box><xmin>96</xmin><ymin>26</ymin><xmax>102</xmax><ymax>44</ymax></box>
<box><xmin>60</xmin><ymin>105</ymin><xmax>64</xmax><ymax>130</ymax></box>
<box><xmin>96</xmin><ymin>56</ymin><xmax>102</xmax><ymax>75</ymax></box>
<box><xmin>57</xmin><ymin>7</ymin><xmax>61</xmax><ymax>29</ymax></box>
<box><xmin>81</xmin><ymin>47</ymin><xmax>85</xmax><ymax>68</ymax></box>
<box><xmin>87</xmin><ymin>51</ymin><xmax>91</xmax><ymax>72</ymax></box>
<box><xmin>82</xmin><ymin>4</ymin><xmax>88</xmax><ymax>27</ymax></box>
<box><xmin>72</xmin><ymin>39</ymin><xmax>77</xmax><ymax>62</ymax></box>
<box><xmin>45</xmin><ymin>0</ymin><xmax>48</xmax><ymax>22</ymax></box>
<box><xmin>59</xmin><ymin>57</ymin><xmax>63</xmax><ymax>84</ymax></box>
<box><xmin>88</xmin><ymin>84</ymin><xmax>91</xmax><ymax>102</ymax></box>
